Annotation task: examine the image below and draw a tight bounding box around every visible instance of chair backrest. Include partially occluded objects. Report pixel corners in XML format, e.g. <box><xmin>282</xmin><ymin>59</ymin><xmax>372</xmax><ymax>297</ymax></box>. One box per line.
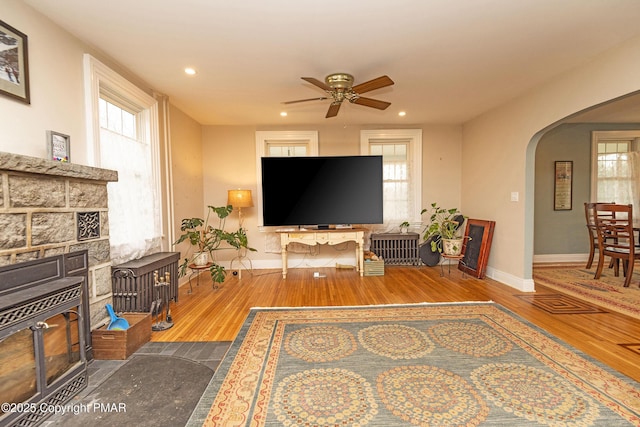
<box><xmin>585</xmin><ymin>202</ymin><xmax>616</xmax><ymax>228</ymax></box>
<box><xmin>594</xmin><ymin>203</ymin><xmax>634</xmax><ymax>250</ymax></box>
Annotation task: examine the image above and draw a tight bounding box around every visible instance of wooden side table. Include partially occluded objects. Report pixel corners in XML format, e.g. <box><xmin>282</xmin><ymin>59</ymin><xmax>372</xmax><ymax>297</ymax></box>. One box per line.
<box><xmin>188</xmin><ymin>262</ymin><xmax>217</xmax><ymax>293</ymax></box>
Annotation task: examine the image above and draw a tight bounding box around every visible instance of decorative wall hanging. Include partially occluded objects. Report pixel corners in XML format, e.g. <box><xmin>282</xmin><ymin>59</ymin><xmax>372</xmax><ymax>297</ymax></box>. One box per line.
<box><xmin>554</xmin><ymin>160</ymin><xmax>573</xmax><ymax>210</ymax></box>
<box><xmin>0</xmin><ymin>20</ymin><xmax>30</xmax><ymax>104</ymax></box>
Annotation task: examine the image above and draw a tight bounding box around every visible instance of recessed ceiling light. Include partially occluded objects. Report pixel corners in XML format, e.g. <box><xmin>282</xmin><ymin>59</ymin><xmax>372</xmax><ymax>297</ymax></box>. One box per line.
<box><xmin>398</xmin><ymin>111</ymin><xmax>406</xmax><ymax>117</ymax></box>
<box><xmin>280</xmin><ymin>111</ymin><xmax>288</xmax><ymax>117</ymax></box>
<box><xmin>184</xmin><ymin>68</ymin><xmax>197</xmax><ymax>75</ymax></box>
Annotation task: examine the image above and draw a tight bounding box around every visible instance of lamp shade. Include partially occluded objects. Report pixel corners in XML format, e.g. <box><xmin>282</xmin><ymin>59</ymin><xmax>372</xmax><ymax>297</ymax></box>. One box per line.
<box><xmin>227</xmin><ymin>189</ymin><xmax>254</xmax><ymax>208</ymax></box>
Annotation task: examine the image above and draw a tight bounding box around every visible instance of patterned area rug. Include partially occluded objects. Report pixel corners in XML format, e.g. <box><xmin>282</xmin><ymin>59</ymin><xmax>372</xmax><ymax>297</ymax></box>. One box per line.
<box><xmin>187</xmin><ymin>303</ymin><xmax>640</xmax><ymax>426</ymax></box>
<box><xmin>533</xmin><ymin>265</ymin><xmax>640</xmax><ymax>320</ymax></box>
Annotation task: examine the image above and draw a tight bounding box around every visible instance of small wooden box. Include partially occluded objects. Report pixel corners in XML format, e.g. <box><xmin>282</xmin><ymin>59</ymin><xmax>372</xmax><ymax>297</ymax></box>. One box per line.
<box><xmin>364</xmin><ymin>259</ymin><xmax>384</xmax><ymax>276</ymax></box>
<box><xmin>92</xmin><ymin>313</ymin><xmax>151</xmax><ymax>360</ymax></box>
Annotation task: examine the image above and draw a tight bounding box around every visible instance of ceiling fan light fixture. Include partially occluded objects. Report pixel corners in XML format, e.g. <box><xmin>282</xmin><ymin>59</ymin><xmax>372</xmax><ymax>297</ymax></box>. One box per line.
<box><xmin>325</xmin><ymin>73</ymin><xmax>354</xmax><ymax>89</ymax></box>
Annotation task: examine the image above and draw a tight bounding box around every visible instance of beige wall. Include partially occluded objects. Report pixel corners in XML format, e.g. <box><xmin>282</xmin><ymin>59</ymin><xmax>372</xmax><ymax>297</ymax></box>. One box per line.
<box><xmin>422</xmin><ymin>125</ymin><xmax>463</xmax><ymax>209</ymax></box>
<box><xmin>0</xmin><ymin>0</ymin><xmax>88</xmax><ymax>160</ymax></box>
<box><xmin>462</xmin><ymin>34</ymin><xmax>640</xmax><ymax>290</ymax></box>
<box><xmin>200</xmin><ymin>125</ymin><xmax>275</xmax><ymax>265</ymax></box>
<box><xmin>169</xmin><ymin>104</ymin><xmax>204</xmax><ymax>258</ymax></box>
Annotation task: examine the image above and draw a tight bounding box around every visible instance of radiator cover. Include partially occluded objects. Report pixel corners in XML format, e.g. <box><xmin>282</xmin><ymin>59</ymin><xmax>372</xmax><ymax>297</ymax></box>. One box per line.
<box><xmin>370</xmin><ymin>232</ymin><xmax>420</xmax><ymax>265</ymax></box>
<box><xmin>111</xmin><ymin>252</ymin><xmax>180</xmax><ymax>312</ymax></box>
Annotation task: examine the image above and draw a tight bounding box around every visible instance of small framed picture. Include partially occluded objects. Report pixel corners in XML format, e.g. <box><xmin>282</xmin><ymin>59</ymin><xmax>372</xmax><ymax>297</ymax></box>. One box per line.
<box><xmin>47</xmin><ymin>131</ymin><xmax>71</xmax><ymax>162</ymax></box>
<box><xmin>554</xmin><ymin>160</ymin><xmax>572</xmax><ymax>210</ymax></box>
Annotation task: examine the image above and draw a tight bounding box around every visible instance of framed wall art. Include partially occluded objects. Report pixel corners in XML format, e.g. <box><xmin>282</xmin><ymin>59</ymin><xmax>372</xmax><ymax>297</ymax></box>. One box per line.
<box><xmin>554</xmin><ymin>160</ymin><xmax>573</xmax><ymax>210</ymax></box>
<box><xmin>47</xmin><ymin>131</ymin><xmax>71</xmax><ymax>162</ymax></box>
<box><xmin>0</xmin><ymin>20</ymin><xmax>30</xmax><ymax>104</ymax></box>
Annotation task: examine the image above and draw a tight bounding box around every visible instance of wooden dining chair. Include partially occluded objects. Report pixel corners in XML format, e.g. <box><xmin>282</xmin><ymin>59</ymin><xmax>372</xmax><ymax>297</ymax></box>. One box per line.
<box><xmin>593</xmin><ymin>203</ymin><xmax>640</xmax><ymax>287</ymax></box>
<box><xmin>584</xmin><ymin>202</ymin><xmax>616</xmax><ymax>269</ymax></box>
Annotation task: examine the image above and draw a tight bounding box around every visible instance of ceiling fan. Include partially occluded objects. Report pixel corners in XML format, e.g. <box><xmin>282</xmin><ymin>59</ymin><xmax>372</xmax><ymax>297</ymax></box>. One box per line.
<box><xmin>283</xmin><ymin>73</ymin><xmax>394</xmax><ymax>118</ymax></box>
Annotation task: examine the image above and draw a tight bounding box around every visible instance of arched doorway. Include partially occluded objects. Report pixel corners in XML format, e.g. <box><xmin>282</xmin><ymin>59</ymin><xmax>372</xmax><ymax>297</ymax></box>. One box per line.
<box><xmin>526</xmin><ymin>91</ymin><xmax>640</xmax><ymax>279</ymax></box>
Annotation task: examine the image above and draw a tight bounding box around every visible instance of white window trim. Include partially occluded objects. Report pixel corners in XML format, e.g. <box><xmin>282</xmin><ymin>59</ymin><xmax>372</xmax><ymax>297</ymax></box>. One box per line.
<box><xmin>83</xmin><ymin>54</ymin><xmax>159</xmax><ymax>169</ymax></box>
<box><xmin>255</xmin><ymin>130</ymin><xmax>319</xmax><ymax>228</ymax></box>
<box><xmin>83</xmin><ymin>54</ymin><xmax>165</xmax><ymax>248</ymax></box>
<box><xmin>360</xmin><ymin>129</ymin><xmax>423</xmax><ymax>222</ymax></box>
<box><xmin>590</xmin><ymin>130</ymin><xmax>640</xmax><ymax>201</ymax></box>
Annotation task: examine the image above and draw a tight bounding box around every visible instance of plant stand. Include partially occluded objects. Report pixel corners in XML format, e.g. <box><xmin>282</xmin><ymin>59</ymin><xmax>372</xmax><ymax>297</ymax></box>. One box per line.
<box><xmin>188</xmin><ymin>262</ymin><xmax>216</xmax><ymax>292</ymax></box>
<box><xmin>440</xmin><ymin>254</ymin><xmax>464</xmax><ymax>277</ymax></box>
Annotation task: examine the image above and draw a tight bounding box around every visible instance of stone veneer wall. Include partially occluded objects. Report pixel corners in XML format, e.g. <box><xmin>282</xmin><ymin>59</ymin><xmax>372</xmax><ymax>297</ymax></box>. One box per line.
<box><xmin>0</xmin><ymin>152</ymin><xmax>118</xmax><ymax>327</ymax></box>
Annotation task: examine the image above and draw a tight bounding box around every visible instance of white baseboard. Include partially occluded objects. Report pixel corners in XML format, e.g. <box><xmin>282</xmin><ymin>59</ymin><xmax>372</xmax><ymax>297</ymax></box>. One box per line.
<box><xmin>487</xmin><ymin>253</ymin><xmax>588</xmax><ymax>292</ymax></box>
<box><xmin>485</xmin><ymin>266</ymin><xmax>535</xmax><ymax>292</ymax></box>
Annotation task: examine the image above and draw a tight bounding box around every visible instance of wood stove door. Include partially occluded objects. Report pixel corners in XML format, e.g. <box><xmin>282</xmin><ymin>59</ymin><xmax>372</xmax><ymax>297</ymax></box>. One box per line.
<box><xmin>0</xmin><ymin>307</ymin><xmax>86</xmax><ymax>425</ymax></box>
<box><xmin>40</xmin><ymin>308</ymin><xmax>85</xmax><ymax>389</ymax></box>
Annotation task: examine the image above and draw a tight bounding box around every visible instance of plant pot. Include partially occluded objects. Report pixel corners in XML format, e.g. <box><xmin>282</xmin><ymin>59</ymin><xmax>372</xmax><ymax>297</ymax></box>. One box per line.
<box><xmin>400</xmin><ymin>227</ymin><xmax>408</xmax><ymax>234</ymax></box>
<box><xmin>442</xmin><ymin>238</ymin><xmax>463</xmax><ymax>256</ymax></box>
<box><xmin>193</xmin><ymin>251</ymin><xmax>209</xmax><ymax>266</ymax></box>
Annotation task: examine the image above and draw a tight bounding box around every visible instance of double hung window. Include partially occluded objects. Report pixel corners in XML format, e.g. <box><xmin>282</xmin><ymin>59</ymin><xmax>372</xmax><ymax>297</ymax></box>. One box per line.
<box><xmin>591</xmin><ymin>131</ymin><xmax>640</xmax><ymax>211</ymax></box>
<box><xmin>361</xmin><ymin>129</ymin><xmax>422</xmax><ymax>230</ymax></box>
<box><xmin>85</xmin><ymin>55</ymin><xmax>162</xmax><ymax>264</ymax></box>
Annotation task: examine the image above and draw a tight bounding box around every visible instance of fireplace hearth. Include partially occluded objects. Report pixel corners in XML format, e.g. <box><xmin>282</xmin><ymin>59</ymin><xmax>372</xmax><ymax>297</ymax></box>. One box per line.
<box><xmin>0</xmin><ymin>251</ymin><xmax>90</xmax><ymax>427</ymax></box>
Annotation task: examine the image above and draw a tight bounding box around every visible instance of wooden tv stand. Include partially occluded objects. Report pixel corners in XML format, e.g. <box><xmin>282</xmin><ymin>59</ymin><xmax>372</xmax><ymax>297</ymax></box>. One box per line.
<box><xmin>278</xmin><ymin>228</ymin><xmax>366</xmax><ymax>278</ymax></box>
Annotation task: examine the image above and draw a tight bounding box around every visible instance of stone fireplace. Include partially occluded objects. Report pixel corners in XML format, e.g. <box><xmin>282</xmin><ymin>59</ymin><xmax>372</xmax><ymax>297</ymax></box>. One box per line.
<box><xmin>0</xmin><ymin>152</ymin><xmax>118</xmax><ymax>329</ymax></box>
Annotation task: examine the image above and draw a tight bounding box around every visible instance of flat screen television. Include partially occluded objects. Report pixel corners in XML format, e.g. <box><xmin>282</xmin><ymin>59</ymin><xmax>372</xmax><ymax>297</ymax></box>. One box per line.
<box><xmin>261</xmin><ymin>155</ymin><xmax>383</xmax><ymax>228</ymax></box>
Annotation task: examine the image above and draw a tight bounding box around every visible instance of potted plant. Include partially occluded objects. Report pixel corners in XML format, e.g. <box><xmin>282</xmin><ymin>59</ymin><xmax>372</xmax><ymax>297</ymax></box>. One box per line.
<box><xmin>399</xmin><ymin>221</ymin><xmax>411</xmax><ymax>234</ymax></box>
<box><xmin>174</xmin><ymin>205</ymin><xmax>256</xmax><ymax>284</ymax></box>
<box><xmin>421</xmin><ymin>203</ymin><xmax>466</xmax><ymax>256</ymax></box>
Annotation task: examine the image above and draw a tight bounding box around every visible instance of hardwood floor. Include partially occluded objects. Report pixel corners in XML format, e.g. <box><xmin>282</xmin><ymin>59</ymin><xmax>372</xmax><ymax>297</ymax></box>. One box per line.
<box><xmin>151</xmin><ymin>264</ymin><xmax>640</xmax><ymax>383</ymax></box>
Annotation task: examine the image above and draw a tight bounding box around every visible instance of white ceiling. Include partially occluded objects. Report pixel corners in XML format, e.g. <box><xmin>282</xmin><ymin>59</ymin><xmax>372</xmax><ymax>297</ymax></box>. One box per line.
<box><xmin>24</xmin><ymin>0</ymin><xmax>640</xmax><ymax>126</ymax></box>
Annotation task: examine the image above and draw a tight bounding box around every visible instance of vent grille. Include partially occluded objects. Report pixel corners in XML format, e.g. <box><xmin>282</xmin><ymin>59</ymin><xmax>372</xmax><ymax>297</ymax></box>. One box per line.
<box><xmin>370</xmin><ymin>233</ymin><xmax>420</xmax><ymax>265</ymax></box>
<box><xmin>0</xmin><ymin>287</ymin><xmax>81</xmax><ymax>330</ymax></box>
<box><xmin>11</xmin><ymin>373</ymin><xmax>87</xmax><ymax>427</ymax></box>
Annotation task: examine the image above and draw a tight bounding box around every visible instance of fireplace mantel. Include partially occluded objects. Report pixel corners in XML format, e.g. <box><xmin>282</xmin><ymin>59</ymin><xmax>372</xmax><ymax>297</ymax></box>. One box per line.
<box><xmin>0</xmin><ymin>151</ymin><xmax>118</xmax><ymax>182</ymax></box>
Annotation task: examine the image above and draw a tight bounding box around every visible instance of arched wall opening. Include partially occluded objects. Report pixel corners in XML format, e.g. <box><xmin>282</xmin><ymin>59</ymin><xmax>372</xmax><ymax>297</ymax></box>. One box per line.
<box><xmin>525</xmin><ymin>90</ymin><xmax>640</xmax><ymax>283</ymax></box>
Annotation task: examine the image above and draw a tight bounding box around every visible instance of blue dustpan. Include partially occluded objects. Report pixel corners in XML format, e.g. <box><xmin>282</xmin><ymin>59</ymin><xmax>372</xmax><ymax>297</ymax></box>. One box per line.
<box><xmin>106</xmin><ymin>304</ymin><xmax>130</xmax><ymax>330</ymax></box>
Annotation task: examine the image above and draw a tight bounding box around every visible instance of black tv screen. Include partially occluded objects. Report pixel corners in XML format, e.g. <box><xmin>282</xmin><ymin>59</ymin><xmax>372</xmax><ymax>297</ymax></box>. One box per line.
<box><xmin>261</xmin><ymin>155</ymin><xmax>383</xmax><ymax>227</ymax></box>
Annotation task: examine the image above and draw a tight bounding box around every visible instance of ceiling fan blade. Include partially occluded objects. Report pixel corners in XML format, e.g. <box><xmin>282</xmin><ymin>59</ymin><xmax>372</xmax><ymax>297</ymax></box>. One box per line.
<box><xmin>302</xmin><ymin>77</ymin><xmax>331</xmax><ymax>91</ymax></box>
<box><xmin>352</xmin><ymin>96</ymin><xmax>391</xmax><ymax>110</ymax></box>
<box><xmin>283</xmin><ymin>97</ymin><xmax>328</xmax><ymax>105</ymax></box>
<box><xmin>326</xmin><ymin>102</ymin><xmax>341</xmax><ymax>118</ymax></box>
<box><xmin>351</xmin><ymin>75</ymin><xmax>394</xmax><ymax>94</ymax></box>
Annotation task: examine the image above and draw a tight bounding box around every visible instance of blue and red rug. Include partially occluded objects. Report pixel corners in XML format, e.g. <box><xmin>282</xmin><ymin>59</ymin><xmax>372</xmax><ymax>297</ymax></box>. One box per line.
<box><xmin>188</xmin><ymin>303</ymin><xmax>640</xmax><ymax>426</ymax></box>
